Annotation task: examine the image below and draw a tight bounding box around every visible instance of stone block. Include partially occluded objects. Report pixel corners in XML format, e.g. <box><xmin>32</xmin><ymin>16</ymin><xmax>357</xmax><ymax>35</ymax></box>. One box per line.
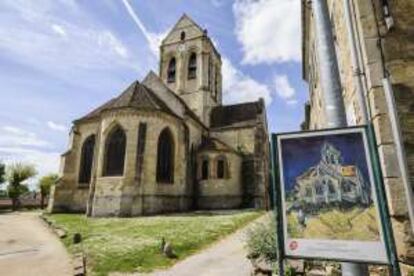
<box><xmin>368</xmin><ymin>87</ymin><xmax>388</xmax><ymax>117</ymax></box>
<box><xmin>366</xmin><ymin>61</ymin><xmax>384</xmax><ymax>89</ymax></box>
<box><xmin>390</xmin><ymin>217</ymin><xmax>414</xmax><ymax>263</ymax></box>
<box><xmin>362</xmin><ymin>38</ymin><xmax>382</xmax><ymax>64</ymax></box>
<box><xmin>400</xmin><ymin>262</ymin><xmax>414</xmax><ymax>276</ymax></box>
<box><xmin>377</xmin><ymin>144</ymin><xmax>400</xmax><ymax>178</ymax></box>
<box><xmin>383</xmin><ymin>177</ymin><xmax>409</xmax><ymax>217</ymax></box>
<box><xmin>372</xmin><ymin>114</ymin><xmax>393</xmax><ymax>145</ymax></box>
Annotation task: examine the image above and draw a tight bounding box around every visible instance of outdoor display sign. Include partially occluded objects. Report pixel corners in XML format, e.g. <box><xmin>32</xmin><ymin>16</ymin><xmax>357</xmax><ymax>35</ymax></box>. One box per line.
<box><xmin>276</xmin><ymin>127</ymin><xmax>389</xmax><ymax>263</ymax></box>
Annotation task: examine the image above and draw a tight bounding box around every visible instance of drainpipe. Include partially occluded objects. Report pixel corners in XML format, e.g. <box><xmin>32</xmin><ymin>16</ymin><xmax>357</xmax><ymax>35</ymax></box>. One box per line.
<box><xmin>342</xmin><ymin>0</ymin><xmax>369</xmax><ymax>124</ymax></box>
<box><xmin>312</xmin><ymin>0</ymin><xmax>347</xmax><ymax>128</ymax></box>
<box><xmin>312</xmin><ymin>0</ymin><xmax>368</xmax><ymax>274</ymax></box>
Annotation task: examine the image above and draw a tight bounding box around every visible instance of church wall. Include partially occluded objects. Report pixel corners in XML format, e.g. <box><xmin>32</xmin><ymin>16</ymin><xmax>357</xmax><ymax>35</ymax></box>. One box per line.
<box><xmin>90</xmin><ymin>110</ymin><xmax>195</xmax><ymax>216</ymax></box>
<box><xmin>210</xmin><ymin>126</ymin><xmax>256</xmax><ymax>154</ymax></box>
<box><xmin>211</xmin><ymin>123</ymin><xmax>270</xmax><ymax>209</ymax></box>
<box><xmin>197</xmin><ymin>151</ymin><xmax>243</xmax><ymax>210</ymax></box>
<box><xmin>50</xmin><ymin>120</ymin><xmax>100</xmax><ymax>212</ymax></box>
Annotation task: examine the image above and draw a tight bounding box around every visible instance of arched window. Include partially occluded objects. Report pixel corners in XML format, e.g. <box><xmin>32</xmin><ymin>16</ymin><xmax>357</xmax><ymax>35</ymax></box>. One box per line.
<box><xmin>208</xmin><ymin>57</ymin><xmax>212</xmax><ymax>89</ymax></box>
<box><xmin>217</xmin><ymin>159</ymin><xmax>225</xmax><ymax>179</ymax></box>
<box><xmin>167</xmin><ymin>58</ymin><xmax>176</xmax><ymax>83</ymax></box>
<box><xmin>156</xmin><ymin>128</ymin><xmax>174</xmax><ymax>183</ymax></box>
<box><xmin>201</xmin><ymin>158</ymin><xmax>209</xmax><ymax>180</ymax></box>
<box><xmin>103</xmin><ymin>126</ymin><xmax>126</xmax><ymax>176</ymax></box>
<box><xmin>214</xmin><ymin>66</ymin><xmax>219</xmax><ymax>99</ymax></box>
<box><xmin>216</xmin><ymin>156</ymin><xmax>228</xmax><ymax>179</ymax></box>
<box><xmin>180</xmin><ymin>31</ymin><xmax>186</xmax><ymax>41</ymax></box>
<box><xmin>188</xmin><ymin>53</ymin><xmax>197</xmax><ymax>79</ymax></box>
<box><xmin>79</xmin><ymin>135</ymin><xmax>95</xmax><ymax>184</ymax></box>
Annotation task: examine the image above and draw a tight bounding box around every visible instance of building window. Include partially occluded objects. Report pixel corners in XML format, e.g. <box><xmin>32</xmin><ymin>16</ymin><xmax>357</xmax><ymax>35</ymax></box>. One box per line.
<box><xmin>79</xmin><ymin>135</ymin><xmax>95</xmax><ymax>184</ymax></box>
<box><xmin>156</xmin><ymin>128</ymin><xmax>174</xmax><ymax>183</ymax></box>
<box><xmin>201</xmin><ymin>159</ymin><xmax>209</xmax><ymax>180</ymax></box>
<box><xmin>217</xmin><ymin>159</ymin><xmax>225</xmax><ymax>179</ymax></box>
<box><xmin>207</xmin><ymin>56</ymin><xmax>212</xmax><ymax>89</ymax></box>
<box><xmin>214</xmin><ymin>66</ymin><xmax>219</xmax><ymax>100</ymax></box>
<box><xmin>167</xmin><ymin>57</ymin><xmax>176</xmax><ymax>83</ymax></box>
<box><xmin>180</xmin><ymin>31</ymin><xmax>186</xmax><ymax>41</ymax></box>
<box><xmin>103</xmin><ymin>126</ymin><xmax>126</xmax><ymax>176</ymax></box>
<box><xmin>188</xmin><ymin>53</ymin><xmax>197</xmax><ymax>79</ymax></box>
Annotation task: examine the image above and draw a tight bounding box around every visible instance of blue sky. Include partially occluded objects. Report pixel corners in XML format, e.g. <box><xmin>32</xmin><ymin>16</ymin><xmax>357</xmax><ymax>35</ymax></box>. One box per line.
<box><xmin>0</xmin><ymin>0</ymin><xmax>308</xmax><ymax>186</ymax></box>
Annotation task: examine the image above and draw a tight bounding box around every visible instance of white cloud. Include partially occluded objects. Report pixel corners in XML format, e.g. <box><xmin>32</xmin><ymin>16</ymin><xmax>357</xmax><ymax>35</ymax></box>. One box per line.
<box><xmin>0</xmin><ymin>126</ymin><xmax>51</xmax><ymax>148</ymax></box>
<box><xmin>233</xmin><ymin>0</ymin><xmax>301</xmax><ymax>64</ymax></box>
<box><xmin>0</xmin><ymin>125</ymin><xmax>59</xmax><ymax>189</ymax></box>
<box><xmin>47</xmin><ymin>121</ymin><xmax>66</xmax><ymax>132</ymax></box>
<box><xmin>274</xmin><ymin>75</ymin><xmax>295</xmax><ymax>99</ymax></box>
<box><xmin>0</xmin><ymin>0</ymin><xmax>138</xmax><ymax>80</ymax></box>
<box><xmin>51</xmin><ymin>24</ymin><xmax>67</xmax><ymax>37</ymax></box>
<box><xmin>273</xmin><ymin>74</ymin><xmax>297</xmax><ymax>105</ymax></box>
<box><xmin>121</xmin><ymin>0</ymin><xmax>167</xmax><ymax>56</ymax></box>
<box><xmin>0</xmin><ymin>147</ymin><xmax>60</xmax><ymax>189</ymax></box>
<box><xmin>222</xmin><ymin>58</ymin><xmax>272</xmax><ymax>105</ymax></box>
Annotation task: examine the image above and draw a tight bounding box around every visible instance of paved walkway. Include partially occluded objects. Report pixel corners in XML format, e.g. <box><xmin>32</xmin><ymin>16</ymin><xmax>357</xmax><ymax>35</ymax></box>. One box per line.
<box><xmin>0</xmin><ymin>211</ymin><xmax>72</xmax><ymax>276</ymax></box>
<box><xmin>146</xmin><ymin>214</ymin><xmax>269</xmax><ymax>276</ymax></box>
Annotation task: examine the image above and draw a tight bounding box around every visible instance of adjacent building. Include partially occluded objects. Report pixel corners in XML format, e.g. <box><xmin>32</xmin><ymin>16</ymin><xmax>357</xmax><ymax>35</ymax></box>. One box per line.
<box><xmin>49</xmin><ymin>15</ymin><xmax>269</xmax><ymax>217</ymax></box>
<box><xmin>302</xmin><ymin>0</ymin><xmax>414</xmax><ymax>271</ymax></box>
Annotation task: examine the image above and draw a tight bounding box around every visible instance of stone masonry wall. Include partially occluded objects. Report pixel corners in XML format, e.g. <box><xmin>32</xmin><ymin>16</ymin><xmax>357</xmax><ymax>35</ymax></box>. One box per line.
<box><xmin>304</xmin><ymin>0</ymin><xmax>414</xmax><ymax>269</ymax></box>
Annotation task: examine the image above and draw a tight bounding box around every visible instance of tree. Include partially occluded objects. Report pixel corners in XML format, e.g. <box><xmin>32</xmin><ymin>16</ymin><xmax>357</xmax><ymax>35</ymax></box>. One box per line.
<box><xmin>0</xmin><ymin>162</ymin><xmax>5</xmax><ymax>186</ymax></box>
<box><xmin>38</xmin><ymin>173</ymin><xmax>59</xmax><ymax>209</ymax></box>
<box><xmin>7</xmin><ymin>163</ymin><xmax>37</xmax><ymax>210</ymax></box>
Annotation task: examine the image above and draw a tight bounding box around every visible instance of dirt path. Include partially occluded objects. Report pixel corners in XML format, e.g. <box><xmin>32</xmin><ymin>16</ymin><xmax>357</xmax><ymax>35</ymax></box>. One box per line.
<box><xmin>145</xmin><ymin>213</ymin><xmax>269</xmax><ymax>276</ymax></box>
<box><xmin>0</xmin><ymin>211</ymin><xmax>72</xmax><ymax>276</ymax></box>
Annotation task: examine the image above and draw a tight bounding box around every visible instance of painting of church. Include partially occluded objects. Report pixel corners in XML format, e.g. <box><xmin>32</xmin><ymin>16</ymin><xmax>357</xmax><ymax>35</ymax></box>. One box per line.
<box><xmin>48</xmin><ymin>15</ymin><xmax>269</xmax><ymax>217</ymax></box>
<box><xmin>293</xmin><ymin>142</ymin><xmax>371</xmax><ymax>208</ymax></box>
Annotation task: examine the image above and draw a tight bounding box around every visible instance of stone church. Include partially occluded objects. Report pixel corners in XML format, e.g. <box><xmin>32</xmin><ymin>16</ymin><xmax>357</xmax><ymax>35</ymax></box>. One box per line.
<box><xmin>49</xmin><ymin>15</ymin><xmax>269</xmax><ymax>217</ymax></box>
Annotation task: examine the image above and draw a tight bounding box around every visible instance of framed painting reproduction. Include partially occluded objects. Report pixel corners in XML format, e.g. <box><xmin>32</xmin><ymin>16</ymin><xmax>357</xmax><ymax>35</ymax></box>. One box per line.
<box><xmin>276</xmin><ymin>127</ymin><xmax>389</xmax><ymax>263</ymax></box>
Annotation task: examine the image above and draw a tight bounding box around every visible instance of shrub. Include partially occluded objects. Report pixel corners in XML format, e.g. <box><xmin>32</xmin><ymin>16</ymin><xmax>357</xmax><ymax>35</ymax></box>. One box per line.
<box><xmin>245</xmin><ymin>216</ymin><xmax>278</xmax><ymax>262</ymax></box>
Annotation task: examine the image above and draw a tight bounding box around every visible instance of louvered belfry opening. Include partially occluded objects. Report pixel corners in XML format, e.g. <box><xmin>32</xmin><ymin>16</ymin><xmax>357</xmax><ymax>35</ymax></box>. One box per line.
<box><xmin>156</xmin><ymin>128</ymin><xmax>175</xmax><ymax>183</ymax></box>
<box><xmin>167</xmin><ymin>58</ymin><xmax>176</xmax><ymax>83</ymax></box>
<box><xmin>188</xmin><ymin>53</ymin><xmax>197</xmax><ymax>79</ymax></box>
<box><xmin>79</xmin><ymin>135</ymin><xmax>95</xmax><ymax>184</ymax></box>
<box><xmin>103</xmin><ymin>126</ymin><xmax>126</xmax><ymax>176</ymax></box>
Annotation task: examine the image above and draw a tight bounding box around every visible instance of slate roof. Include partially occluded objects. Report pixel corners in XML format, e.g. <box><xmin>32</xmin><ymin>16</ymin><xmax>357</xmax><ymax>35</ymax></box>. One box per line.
<box><xmin>75</xmin><ymin>81</ymin><xmax>176</xmax><ymax>123</ymax></box>
<box><xmin>198</xmin><ymin>137</ymin><xmax>240</xmax><ymax>154</ymax></box>
<box><xmin>210</xmin><ymin>100</ymin><xmax>264</xmax><ymax>128</ymax></box>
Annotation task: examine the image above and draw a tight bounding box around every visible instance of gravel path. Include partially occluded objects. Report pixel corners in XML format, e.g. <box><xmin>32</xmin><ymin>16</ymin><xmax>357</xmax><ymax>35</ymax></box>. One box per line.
<box><xmin>0</xmin><ymin>211</ymin><xmax>72</xmax><ymax>276</ymax></box>
<box><xmin>145</xmin><ymin>214</ymin><xmax>268</xmax><ymax>276</ymax></box>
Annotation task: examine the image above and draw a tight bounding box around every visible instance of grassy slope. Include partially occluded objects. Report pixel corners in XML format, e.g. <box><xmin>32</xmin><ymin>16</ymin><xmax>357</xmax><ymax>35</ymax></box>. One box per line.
<box><xmin>46</xmin><ymin>210</ymin><xmax>262</xmax><ymax>276</ymax></box>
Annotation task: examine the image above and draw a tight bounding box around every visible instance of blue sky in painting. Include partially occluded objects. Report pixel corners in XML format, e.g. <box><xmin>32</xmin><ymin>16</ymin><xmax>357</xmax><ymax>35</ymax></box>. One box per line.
<box><xmin>0</xmin><ymin>0</ymin><xmax>308</xmax><ymax>186</ymax></box>
<box><xmin>280</xmin><ymin>132</ymin><xmax>370</xmax><ymax>192</ymax></box>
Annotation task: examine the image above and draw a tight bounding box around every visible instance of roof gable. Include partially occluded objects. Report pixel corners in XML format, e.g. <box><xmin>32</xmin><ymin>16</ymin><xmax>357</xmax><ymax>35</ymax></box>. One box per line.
<box><xmin>75</xmin><ymin>81</ymin><xmax>175</xmax><ymax>123</ymax></box>
<box><xmin>162</xmin><ymin>14</ymin><xmax>205</xmax><ymax>45</ymax></box>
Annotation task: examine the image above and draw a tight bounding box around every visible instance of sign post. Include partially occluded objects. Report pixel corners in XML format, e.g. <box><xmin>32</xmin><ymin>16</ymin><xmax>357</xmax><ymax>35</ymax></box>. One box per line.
<box><xmin>271</xmin><ymin>126</ymin><xmax>400</xmax><ymax>274</ymax></box>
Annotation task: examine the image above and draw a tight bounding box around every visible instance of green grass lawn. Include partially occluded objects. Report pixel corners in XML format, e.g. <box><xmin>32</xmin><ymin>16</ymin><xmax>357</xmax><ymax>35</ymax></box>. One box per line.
<box><xmin>46</xmin><ymin>210</ymin><xmax>262</xmax><ymax>276</ymax></box>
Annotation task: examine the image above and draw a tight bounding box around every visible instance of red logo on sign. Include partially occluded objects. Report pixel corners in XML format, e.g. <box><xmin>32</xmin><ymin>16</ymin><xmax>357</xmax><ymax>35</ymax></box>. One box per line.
<box><xmin>289</xmin><ymin>241</ymin><xmax>298</xmax><ymax>251</ymax></box>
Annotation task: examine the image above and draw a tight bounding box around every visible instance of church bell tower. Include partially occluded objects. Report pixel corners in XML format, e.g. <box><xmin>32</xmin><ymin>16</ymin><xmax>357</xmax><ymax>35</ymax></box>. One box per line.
<box><xmin>159</xmin><ymin>14</ymin><xmax>222</xmax><ymax>126</ymax></box>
